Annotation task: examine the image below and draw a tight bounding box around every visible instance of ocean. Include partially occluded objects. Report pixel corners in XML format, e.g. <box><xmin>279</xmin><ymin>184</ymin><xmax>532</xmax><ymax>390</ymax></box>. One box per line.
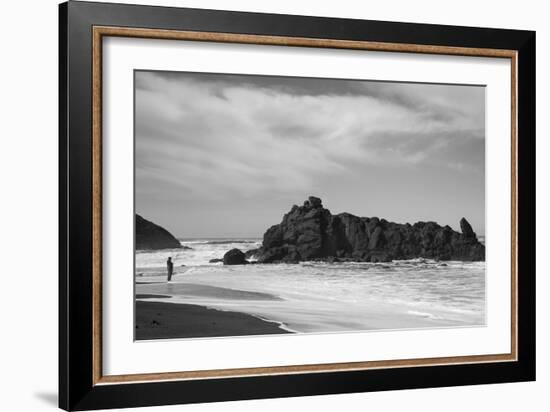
<box><xmin>136</xmin><ymin>238</ymin><xmax>486</xmax><ymax>334</ymax></box>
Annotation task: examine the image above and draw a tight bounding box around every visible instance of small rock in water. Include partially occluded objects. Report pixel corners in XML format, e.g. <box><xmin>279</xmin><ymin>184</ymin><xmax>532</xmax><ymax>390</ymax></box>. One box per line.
<box><xmin>223</xmin><ymin>248</ymin><xmax>248</xmax><ymax>265</ymax></box>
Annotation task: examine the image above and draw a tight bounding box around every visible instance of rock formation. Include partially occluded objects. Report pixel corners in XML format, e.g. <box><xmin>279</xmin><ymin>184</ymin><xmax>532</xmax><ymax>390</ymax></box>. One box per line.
<box><xmin>244</xmin><ymin>249</ymin><xmax>261</xmax><ymax>260</ymax></box>
<box><xmin>223</xmin><ymin>248</ymin><xmax>248</xmax><ymax>265</ymax></box>
<box><xmin>135</xmin><ymin>214</ymin><xmax>182</xmax><ymax>250</ymax></box>
<box><xmin>255</xmin><ymin>197</ymin><xmax>484</xmax><ymax>263</ymax></box>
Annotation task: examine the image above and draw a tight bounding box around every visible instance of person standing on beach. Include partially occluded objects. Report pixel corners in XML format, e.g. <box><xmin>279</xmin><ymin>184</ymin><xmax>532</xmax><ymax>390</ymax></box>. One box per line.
<box><xmin>166</xmin><ymin>257</ymin><xmax>173</xmax><ymax>282</ymax></box>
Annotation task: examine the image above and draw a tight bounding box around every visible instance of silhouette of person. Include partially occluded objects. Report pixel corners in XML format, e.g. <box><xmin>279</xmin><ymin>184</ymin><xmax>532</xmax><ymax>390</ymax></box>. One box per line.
<box><xmin>167</xmin><ymin>257</ymin><xmax>173</xmax><ymax>282</ymax></box>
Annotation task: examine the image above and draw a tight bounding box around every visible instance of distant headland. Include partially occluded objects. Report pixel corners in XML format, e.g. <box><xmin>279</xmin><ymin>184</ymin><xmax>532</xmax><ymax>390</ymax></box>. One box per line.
<box><xmin>136</xmin><ymin>214</ymin><xmax>182</xmax><ymax>250</ymax></box>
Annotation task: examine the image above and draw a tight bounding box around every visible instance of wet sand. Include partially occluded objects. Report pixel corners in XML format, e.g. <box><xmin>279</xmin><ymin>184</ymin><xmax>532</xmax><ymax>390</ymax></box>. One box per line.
<box><xmin>135</xmin><ymin>300</ymin><xmax>290</xmax><ymax>340</ymax></box>
<box><xmin>137</xmin><ymin>282</ymin><xmax>283</xmax><ymax>301</ymax></box>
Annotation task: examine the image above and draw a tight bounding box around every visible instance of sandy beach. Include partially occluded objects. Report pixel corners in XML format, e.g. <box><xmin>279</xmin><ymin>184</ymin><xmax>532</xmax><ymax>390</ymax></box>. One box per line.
<box><xmin>135</xmin><ymin>264</ymin><xmax>484</xmax><ymax>340</ymax></box>
<box><xmin>136</xmin><ymin>298</ymin><xmax>290</xmax><ymax>340</ymax></box>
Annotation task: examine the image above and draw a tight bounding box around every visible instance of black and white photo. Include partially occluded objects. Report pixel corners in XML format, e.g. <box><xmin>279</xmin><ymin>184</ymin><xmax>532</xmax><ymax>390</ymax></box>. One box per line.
<box><xmin>134</xmin><ymin>70</ymin><xmax>486</xmax><ymax>340</ymax></box>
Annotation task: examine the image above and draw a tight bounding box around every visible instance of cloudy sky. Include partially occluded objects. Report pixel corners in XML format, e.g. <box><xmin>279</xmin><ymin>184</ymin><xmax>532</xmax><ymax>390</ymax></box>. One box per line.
<box><xmin>135</xmin><ymin>70</ymin><xmax>485</xmax><ymax>238</ymax></box>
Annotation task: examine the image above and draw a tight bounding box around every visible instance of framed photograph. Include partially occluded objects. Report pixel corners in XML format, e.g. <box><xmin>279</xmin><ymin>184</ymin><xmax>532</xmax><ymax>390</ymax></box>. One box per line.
<box><xmin>59</xmin><ymin>1</ymin><xmax>535</xmax><ymax>410</ymax></box>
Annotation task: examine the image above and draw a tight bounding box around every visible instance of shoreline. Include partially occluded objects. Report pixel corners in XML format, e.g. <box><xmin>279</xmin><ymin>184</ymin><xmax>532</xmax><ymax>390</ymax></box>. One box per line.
<box><xmin>134</xmin><ymin>260</ymin><xmax>485</xmax><ymax>338</ymax></box>
<box><xmin>135</xmin><ymin>300</ymin><xmax>291</xmax><ymax>340</ymax></box>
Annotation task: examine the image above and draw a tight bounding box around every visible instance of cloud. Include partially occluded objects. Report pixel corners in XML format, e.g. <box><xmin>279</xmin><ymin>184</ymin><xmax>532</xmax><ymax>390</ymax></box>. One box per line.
<box><xmin>135</xmin><ymin>70</ymin><xmax>484</xmax><ymax>201</ymax></box>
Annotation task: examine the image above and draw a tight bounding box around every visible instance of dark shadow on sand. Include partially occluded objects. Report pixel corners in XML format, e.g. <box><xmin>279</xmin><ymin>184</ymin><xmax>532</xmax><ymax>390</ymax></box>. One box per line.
<box><xmin>136</xmin><ymin>293</ymin><xmax>172</xmax><ymax>299</ymax></box>
<box><xmin>138</xmin><ymin>282</ymin><xmax>283</xmax><ymax>301</ymax></box>
<box><xmin>135</xmin><ymin>301</ymin><xmax>290</xmax><ymax>340</ymax></box>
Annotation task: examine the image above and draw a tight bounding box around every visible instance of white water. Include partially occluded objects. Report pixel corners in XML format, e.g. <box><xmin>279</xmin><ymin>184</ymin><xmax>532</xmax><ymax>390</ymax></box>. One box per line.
<box><xmin>136</xmin><ymin>239</ymin><xmax>486</xmax><ymax>333</ymax></box>
<box><xmin>135</xmin><ymin>238</ymin><xmax>262</xmax><ymax>270</ymax></box>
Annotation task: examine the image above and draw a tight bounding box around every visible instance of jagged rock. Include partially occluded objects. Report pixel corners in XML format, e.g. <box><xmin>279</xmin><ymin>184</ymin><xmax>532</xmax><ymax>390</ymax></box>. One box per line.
<box><xmin>308</xmin><ymin>196</ymin><xmax>323</xmax><ymax>208</ymax></box>
<box><xmin>460</xmin><ymin>217</ymin><xmax>476</xmax><ymax>239</ymax></box>
<box><xmin>257</xmin><ymin>197</ymin><xmax>485</xmax><ymax>263</ymax></box>
<box><xmin>223</xmin><ymin>248</ymin><xmax>248</xmax><ymax>265</ymax></box>
<box><xmin>135</xmin><ymin>214</ymin><xmax>182</xmax><ymax>250</ymax></box>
